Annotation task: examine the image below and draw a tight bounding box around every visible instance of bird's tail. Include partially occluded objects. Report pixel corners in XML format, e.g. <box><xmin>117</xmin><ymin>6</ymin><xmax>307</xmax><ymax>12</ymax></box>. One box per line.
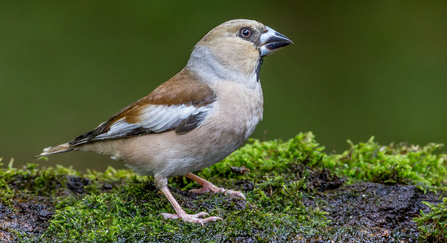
<box><xmin>37</xmin><ymin>143</ymin><xmax>74</xmax><ymax>157</ymax></box>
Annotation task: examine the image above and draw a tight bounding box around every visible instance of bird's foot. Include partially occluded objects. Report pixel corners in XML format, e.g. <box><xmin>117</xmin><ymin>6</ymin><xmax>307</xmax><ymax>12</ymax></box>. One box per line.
<box><xmin>190</xmin><ymin>183</ymin><xmax>245</xmax><ymax>199</ymax></box>
<box><xmin>223</xmin><ymin>189</ymin><xmax>246</xmax><ymax>199</ymax></box>
<box><xmin>160</xmin><ymin>212</ymin><xmax>222</xmax><ymax>226</ymax></box>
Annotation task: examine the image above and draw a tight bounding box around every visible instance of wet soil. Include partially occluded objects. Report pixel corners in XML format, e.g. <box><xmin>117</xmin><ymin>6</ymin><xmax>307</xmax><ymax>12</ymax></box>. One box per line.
<box><xmin>304</xmin><ymin>182</ymin><xmax>440</xmax><ymax>242</ymax></box>
<box><xmin>0</xmin><ymin>195</ymin><xmax>54</xmax><ymax>242</ymax></box>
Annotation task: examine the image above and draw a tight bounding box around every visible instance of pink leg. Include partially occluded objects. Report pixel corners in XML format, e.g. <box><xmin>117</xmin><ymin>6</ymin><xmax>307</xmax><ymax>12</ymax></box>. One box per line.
<box><xmin>185</xmin><ymin>172</ymin><xmax>246</xmax><ymax>199</ymax></box>
<box><xmin>154</xmin><ymin>174</ymin><xmax>222</xmax><ymax>225</ymax></box>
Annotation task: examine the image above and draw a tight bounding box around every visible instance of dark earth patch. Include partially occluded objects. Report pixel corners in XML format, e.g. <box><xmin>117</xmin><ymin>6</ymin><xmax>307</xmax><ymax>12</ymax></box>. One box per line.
<box><xmin>0</xmin><ymin>195</ymin><xmax>54</xmax><ymax>242</ymax></box>
<box><xmin>303</xmin><ymin>182</ymin><xmax>442</xmax><ymax>242</ymax></box>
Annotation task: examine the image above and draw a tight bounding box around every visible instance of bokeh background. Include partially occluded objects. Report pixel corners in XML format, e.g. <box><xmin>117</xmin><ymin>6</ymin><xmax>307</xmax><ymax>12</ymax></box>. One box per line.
<box><xmin>1</xmin><ymin>1</ymin><xmax>446</xmax><ymax>171</ymax></box>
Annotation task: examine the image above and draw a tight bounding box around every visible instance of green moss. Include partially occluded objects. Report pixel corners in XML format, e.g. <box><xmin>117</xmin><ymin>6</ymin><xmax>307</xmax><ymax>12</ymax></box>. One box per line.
<box><xmin>38</xmin><ymin>181</ymin><xmax>327</xmax><ymax>242</ymax></box>
<box><xmin>323</xmin><ymin>137</ymin><xmax>447</xmax><ymax>192</ymax></box>
<box><xmin>0</xmin><ymin>158</ymin><xmax>139</xmax><ymax>201</ymax></box>
<box><xmin>2</xmin><ymin>132</ymin><xmax>447</xmax><ymax>241</ymax></box>
<box><xmin>414</xmin><ymin>197</ymin><xmax>447</xmax><ymax>242</ymax></box>
<box><xmin>197</xmin><ymin>133</ymin><xmax>447</xmax><ymax>192</ymax></box>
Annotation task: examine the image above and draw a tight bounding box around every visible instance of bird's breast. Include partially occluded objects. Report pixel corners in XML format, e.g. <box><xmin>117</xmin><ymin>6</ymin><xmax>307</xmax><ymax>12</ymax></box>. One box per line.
<box><xmin>204</xmin><ymin>80</ymin><xmax>263</xmax><ymax>141</ymax></box>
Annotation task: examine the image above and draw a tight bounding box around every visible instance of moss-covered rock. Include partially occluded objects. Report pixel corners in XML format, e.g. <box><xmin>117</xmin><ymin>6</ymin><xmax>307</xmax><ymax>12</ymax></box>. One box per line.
<box><xmin>1</xmin><ymin>132</ymin><xmax>446</xmax><ymax>242</ymax></box>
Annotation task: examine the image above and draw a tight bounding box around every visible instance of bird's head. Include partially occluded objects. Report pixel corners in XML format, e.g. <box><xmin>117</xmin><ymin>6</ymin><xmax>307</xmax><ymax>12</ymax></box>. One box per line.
<box><xmin>187</xmin><ymin>19</ymin><xmax>293</xmax><ymax>86</ymax></box>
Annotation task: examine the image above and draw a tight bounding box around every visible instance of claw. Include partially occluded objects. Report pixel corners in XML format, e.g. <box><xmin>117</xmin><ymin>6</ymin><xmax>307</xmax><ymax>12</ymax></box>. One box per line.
<box><xmin>224</xmin><ymin>189</ymin><xmax>246</xmax><ymax>200</ymax></box>
<box><xmin>160</xmin><ymin>212</ymin><xmax>222</xmax><ymax>225</ymax></box>
<box><xmin>189</xmin><ymin>186</ymin><xmax>224</xmax><ymax>194</ymax></box>
<box><xmin>186</xmin><ymin>173</ymin><xmax>246</xmax><ymax>199</ymax></box>
<box><xmin>189</xmin><ymin>183</ymin><xmax>245</xmax><ymax>199</ymax></box>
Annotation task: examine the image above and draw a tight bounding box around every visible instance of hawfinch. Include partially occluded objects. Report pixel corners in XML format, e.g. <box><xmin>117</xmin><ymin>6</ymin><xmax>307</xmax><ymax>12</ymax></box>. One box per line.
<box><xmin>39</xmin><ymin>19</ymin><xmax>292</xmax><ymax>225</ymax></box>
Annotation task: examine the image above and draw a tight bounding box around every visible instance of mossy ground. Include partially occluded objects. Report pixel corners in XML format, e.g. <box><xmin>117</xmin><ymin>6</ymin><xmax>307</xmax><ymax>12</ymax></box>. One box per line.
<box><xmin>1</xmin><ymin>132</ymin><xmax>447</xmax><ymax>242</ymax></box>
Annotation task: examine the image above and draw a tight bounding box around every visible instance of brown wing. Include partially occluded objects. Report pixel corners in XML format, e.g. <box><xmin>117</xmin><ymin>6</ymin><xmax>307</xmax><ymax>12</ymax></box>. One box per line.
<box><xmin>69</xmin><ymin>68</ymin><xmax>216</xmax><ymax>146</ymax></box>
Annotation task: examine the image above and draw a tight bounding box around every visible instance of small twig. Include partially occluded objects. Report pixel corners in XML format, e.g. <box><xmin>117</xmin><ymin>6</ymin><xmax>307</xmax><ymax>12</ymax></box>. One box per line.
<box><xmin>428</xmin><ymin>208</ymin><xmax>445</xmax><ymax>237</ymax></box>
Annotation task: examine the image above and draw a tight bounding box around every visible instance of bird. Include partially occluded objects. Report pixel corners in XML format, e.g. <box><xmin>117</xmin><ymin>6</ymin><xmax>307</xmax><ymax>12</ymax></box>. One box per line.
<box><xmin>38</xmin><ymin>19</ymin><xmax>292</xmax><ymax>225</ymax></box>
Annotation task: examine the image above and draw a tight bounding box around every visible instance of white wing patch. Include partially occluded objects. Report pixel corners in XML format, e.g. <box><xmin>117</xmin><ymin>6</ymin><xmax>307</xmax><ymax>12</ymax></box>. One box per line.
<box><xmin>94</xmin><ymin>119</ymin><xmax>140</xmax><ymax>140</ymax></box>
<box><xmin>138</xmin><ymin>104</ymin><xmax>202</xmax><ymax>132</ymax></box>
<box><xmin>95</xmin><ymin>104</ymin><xmax>212</xmax><ymax>139</ymax></box>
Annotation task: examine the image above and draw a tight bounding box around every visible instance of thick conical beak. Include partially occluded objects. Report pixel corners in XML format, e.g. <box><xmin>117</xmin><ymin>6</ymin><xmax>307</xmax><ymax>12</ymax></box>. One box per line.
<box><xmin>260</xmin><ymin>26</ymin><xmax>293</xmax><ymax>56</ymax></box>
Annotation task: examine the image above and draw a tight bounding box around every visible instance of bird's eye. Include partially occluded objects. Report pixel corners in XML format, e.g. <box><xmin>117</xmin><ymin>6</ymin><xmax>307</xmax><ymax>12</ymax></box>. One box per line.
<box><xmin>239</xmin><ymin>28</ymin><xmax>252</xmax><ymax>38</ymax></box>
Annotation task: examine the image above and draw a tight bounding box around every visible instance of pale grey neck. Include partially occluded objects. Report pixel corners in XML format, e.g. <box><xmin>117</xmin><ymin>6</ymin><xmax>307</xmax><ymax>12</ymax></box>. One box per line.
<box><xmin>186</xmin><ymin>45</ymin><xmax>259</xmax><ymax>89</ymax></box>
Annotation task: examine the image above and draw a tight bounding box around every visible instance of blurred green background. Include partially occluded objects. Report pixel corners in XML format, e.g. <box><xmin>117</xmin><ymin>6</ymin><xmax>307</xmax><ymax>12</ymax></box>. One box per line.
<box><xmin>1</xmin><ymin>1</ymin><xmax>446</xmax><ymax>171</ymax></box>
